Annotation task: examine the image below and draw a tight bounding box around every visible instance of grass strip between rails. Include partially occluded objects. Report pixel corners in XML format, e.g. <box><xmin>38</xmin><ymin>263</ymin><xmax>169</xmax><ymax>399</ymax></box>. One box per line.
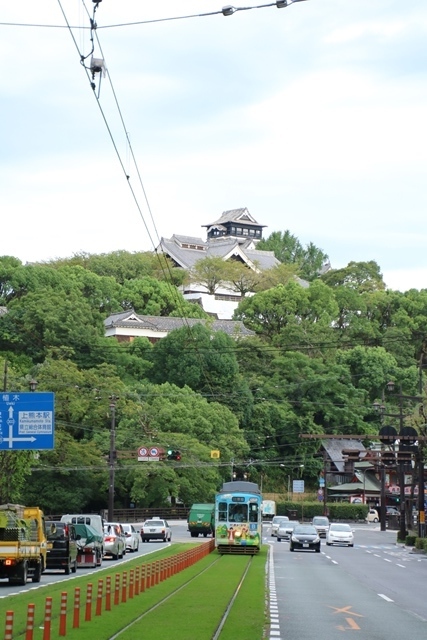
<box><xmin>217</xmin><ymin>548</ymin><xmax>267</xmax><ymax>640</ymax></box>
<box><xmin>116</xmin><ymin>555</ymin><xmax>255</xmax><ymax>640</ymax></box>
<box><xmin>0</xmin><ymin>543</ymin><xmax>196</xmax><ymax>639</ymax></box>
<box><xmin>0</xmin><ymin>545</ymin><xmax>268</xmax><ymax>640</ymax></box>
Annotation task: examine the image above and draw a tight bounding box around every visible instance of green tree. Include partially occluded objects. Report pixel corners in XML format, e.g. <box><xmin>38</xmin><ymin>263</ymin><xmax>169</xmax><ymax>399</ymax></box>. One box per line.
<box><xmin>21</xmin><ymin>431</ymin><xmax>107</xmax><ymax>513</ymax></box>
<box><xmin>47</xmin><ymin>251</ymin><xmax>185</xmax><ymax>287</ymax></box>
<box><xmin>222</xmin><ymin>260</ymin><xmax>262</xmax><ymax>297</ymax></box>
<box><xmin>0</xmin><ymin>288</ymin><xmax>104</xmax><ymax>365</ymax></box>
<box><xmin>235</xmin><ymin>280</ymin><xmax>338</xmax><ymax>340</ymax></box>
<box><xmin>321</xmin><ymin>260</ymin><xmax>385</xmax><ymax>292</ymax></box>
<box><xmin>257</xmin><ymin>230</ymin><xmax>329</xmax><ymax>281</ymax></box>
<box><xmin>148</xmin><ymin>324</ymin><xmax>240</xmax><ymax>396</ymax></box>
<box><xmin>187</xmin><ymin>257</ymin><xmax>230</xmax><ymax>295</ymax></box>
<box><xmin>120</xmin><ymin>277</ymin><xmax>206</xmax><ymax>317</ymax></box>
<box><xmin>0</xmin><ymin>451</ymin><xmax>34</xmax><ymax>503</ymax></box>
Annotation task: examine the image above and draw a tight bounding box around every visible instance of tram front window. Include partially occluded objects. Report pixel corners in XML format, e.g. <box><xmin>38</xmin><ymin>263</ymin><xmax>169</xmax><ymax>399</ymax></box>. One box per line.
<box><xmin>249</xmin><ymin>503</ymin><xmax>259</xmax><ymax>523</ymax></box>
<box><xmin>229</xmin><ymin>504</ymin><xmax>247</xmax><ymax>523</ymax></box>
<box><xmin>218</xmin><ymin>502</ymin><xmax>227</xmax><ymax>522</ymax></box>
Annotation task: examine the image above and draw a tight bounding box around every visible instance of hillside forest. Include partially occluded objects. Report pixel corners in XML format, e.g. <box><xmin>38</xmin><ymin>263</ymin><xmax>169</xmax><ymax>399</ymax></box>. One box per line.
<box><xmin>1</xmin><ymin>231</ymin><xmax>427</xmax><ymax>515</ymax></box>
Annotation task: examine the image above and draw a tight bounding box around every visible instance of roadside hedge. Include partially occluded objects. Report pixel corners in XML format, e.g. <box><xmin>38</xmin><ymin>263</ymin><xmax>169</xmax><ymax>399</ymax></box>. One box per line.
<box><xmin>275</xmin><ymin>502</ymin><xmax>368</xmax><ymax>521</ymax></box>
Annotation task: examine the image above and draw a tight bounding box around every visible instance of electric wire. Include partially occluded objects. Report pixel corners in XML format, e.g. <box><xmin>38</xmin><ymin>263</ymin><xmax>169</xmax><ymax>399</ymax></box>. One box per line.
<box><xmin>75</xmin><ymin>1</ymin><xmax>224</xmax><ymax>403</ymax></box>
<box><xmin>0</xmin><ymin>1</ymin><xmax>303</xmax><ymax>31</ymax></box>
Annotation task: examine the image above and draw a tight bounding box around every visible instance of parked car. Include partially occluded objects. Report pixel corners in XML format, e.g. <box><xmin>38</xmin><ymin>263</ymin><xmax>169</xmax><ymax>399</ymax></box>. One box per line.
<box><xmin>271</xmin><ymin>515</ymin><xmax>289</xmax><ymax>537</ymax></box>
<box><xmin>290</xmin><ymin>524</ymin><xmax>321</xmax><ymax>552</ymax></box>
<box><xmin>366</xmin><ymin>506</ymin><xmax>401</xmax><ymax>524</ymax></box>
<box><xmin>45</xmin><ymin>521</ymin><xmax>79</xmax><ymax>574</ymax></box>
<box><xmin>277</xmin><ymin>520</ymin><xmax>299</xmax><ymax>542</ymax></box>
<box><xmin>326</xmin><ymin>523</ymin><xmax>354</xmax><ymax>547</ymax></box>
<box><xmin>103</xmin><ymin>523</ymin><xmax>126</xmax><ymax>559</ymax></box>
<box><xmin>121</xmin><ymin>523</ymin><xmax>140</xmax><ymax>552</ymax></box>
<box><xmin>312</xmin><ymin>516</ymin><xmax>330</xmax><ymax>537</ymax></box>
<box><xmin>365</xmin><ymin>508</ymin><xmax>379</xmax><ymax>523</ymax></box>
<box><xmin>140</xmin><ymin>519</ymin><xmax>172</xmax><ymax>543</ymax></box>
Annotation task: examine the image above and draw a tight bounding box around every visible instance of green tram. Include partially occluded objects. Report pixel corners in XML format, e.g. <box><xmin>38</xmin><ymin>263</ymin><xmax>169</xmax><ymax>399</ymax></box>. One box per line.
<box><xmin>214</xmin><ymin>481</ymin><xmax>262</xmax><ymax>554</ymax></box>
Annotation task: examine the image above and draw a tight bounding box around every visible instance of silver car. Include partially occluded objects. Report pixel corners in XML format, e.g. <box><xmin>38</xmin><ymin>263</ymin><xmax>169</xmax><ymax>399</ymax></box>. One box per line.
<box><xmin>103</xmin><ymin>523</ymin><xmax>126</xmax><ymax>559</ymax></box>
<box><xmin>277</xmin><ymin>520</ymin><xmax>299</xmax><ymax>542</ymax></box>
<box><xmin>271</xmin><ymin>516</ymin><xmax>290</xmax><ymax>537</ymax></box>
<box><xmin>121</xmin><ymin>523</ymin><xmax>140</xmax><ymax>552</ymax></box>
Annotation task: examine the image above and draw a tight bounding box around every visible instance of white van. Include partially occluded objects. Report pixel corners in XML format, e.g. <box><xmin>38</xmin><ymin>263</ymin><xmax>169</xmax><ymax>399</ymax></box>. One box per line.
<box><xmin>60</xmin><ymin>514</ymin><xmax>105</xmax><ymax>559</ymax></box>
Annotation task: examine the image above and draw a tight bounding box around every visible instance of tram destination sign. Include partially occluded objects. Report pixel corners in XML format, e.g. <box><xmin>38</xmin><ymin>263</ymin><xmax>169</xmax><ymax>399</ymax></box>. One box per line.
<box><xmin>0</xmin><ymin>392</ymin><xmax>55</xmax><ymax>450</ymax></box>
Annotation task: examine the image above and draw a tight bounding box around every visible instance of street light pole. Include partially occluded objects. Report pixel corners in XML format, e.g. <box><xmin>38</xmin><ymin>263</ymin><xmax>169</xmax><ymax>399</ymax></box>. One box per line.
<box><xmin>323</xmin><ymin>452</ymin><xmax>328</xmax><ymax>517</ymax></box>
<box><xmin>108</xmin><ymin>395</ymin><xmax>118</xmax><ymax>522</ymax></box>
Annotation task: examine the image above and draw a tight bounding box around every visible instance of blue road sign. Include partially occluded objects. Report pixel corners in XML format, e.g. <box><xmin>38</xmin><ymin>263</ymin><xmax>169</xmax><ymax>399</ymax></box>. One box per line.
<box><xmin>0</xmin><ymin>392</ymin><xmax>54</xmax><ymax>450</ymax></box>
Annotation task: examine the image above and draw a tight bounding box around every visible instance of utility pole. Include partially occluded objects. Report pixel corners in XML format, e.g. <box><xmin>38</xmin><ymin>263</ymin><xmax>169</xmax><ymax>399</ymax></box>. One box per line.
<box><xmin>108</xmin><ymin>395</ymin><xmax>118</xmax><ymax>522</ymax></box>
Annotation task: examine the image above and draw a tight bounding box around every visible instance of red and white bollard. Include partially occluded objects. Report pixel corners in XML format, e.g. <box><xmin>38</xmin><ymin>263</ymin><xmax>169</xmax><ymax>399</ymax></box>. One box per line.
<box><xmin>26</xmin><ymin>603</ymin><xmax>35</xmax><ymax>640</ymax></box>
<box><xmin>43</xmin><ymin>597</ymin><xmax>52</xmax><ymax>640</ymax></box>
<box><xmin>96</xmin><ymin>579</ymin><xmax>104</xmax><ymax>616</ymax></box>
<box><xmin>73</xmin><ymin>587</ymin><xmax>81</xmax><ymax>628</ymax></box>
<box><xmin>85</xmin><ymin>583</ymin><xmax>93</xmax><ymax>622</ymax></box>
<box><xmin>4</xmin><ymin>611</ymin><xmax>14</xmax><ymax>640</ymax></box>
<box><xmin>59</xmin><ymin>592</ymin><xmax>67</xmax><ymax>636</ymax></box>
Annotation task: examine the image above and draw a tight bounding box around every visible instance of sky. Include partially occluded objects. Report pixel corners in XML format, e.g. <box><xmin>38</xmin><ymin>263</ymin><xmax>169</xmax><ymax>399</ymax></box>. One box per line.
<box><xmin>1</xmin><ymin>0</ymin><xmax>426</xmax><ymax>291</ymax></box>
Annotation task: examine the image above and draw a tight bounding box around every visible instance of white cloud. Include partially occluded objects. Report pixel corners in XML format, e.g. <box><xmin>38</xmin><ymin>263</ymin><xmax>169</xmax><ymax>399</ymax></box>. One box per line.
<box><xmin>0</xmin><ymin>0</ymin><xmax>426</xmax><ymax>292</ymax></box>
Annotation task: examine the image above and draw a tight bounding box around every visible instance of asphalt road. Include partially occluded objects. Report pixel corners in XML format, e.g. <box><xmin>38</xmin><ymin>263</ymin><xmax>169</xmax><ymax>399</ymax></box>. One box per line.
<box><xmin>265</xmin><ymin>523</ymin><xmax>427</xmax><ymax>640</ymax></box>
<box><xmin>0</xmin><ymin>520</ymin><xmax>192</xmax><ymax>599</ymax></box>
<box><xmin>4</xmin><ymin>519</ymin><xmax>427</xmax><ymax>640</ymax></box>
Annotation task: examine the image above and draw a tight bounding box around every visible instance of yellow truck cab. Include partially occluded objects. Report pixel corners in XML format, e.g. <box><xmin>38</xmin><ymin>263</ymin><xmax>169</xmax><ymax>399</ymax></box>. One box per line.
<box><xmin>0</xmin><ymin>504</ymin><xmax>47</xmax><ymax>585</ymax></box>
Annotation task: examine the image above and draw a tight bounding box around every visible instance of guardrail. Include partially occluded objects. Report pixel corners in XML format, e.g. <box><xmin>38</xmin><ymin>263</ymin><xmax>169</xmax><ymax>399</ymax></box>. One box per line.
<box><xmin>46</xmin><ymin>508</ymin><xmax>190</xmax><ymax>523</ymax></box>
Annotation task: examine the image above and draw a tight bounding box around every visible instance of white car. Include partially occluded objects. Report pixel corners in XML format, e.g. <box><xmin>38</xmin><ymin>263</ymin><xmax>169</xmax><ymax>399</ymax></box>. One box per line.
<box><xmin>365</xmin><ymin>509</ymin><xmax>379</xmax><ymax>523</ymax></box>
<box><xmin>121</xmin><ymin>523</ymin><xmax>140</xmax><ymax>552</ymax></box>
<box><xmin>140</xmin><ymin>518</ymin><xmax>172</xmax><ymax>543</ymax></box>
<box><xmin>271</xmin><ymin>516</ymin><xmax>289</xmax><ymax>537</ymax></box>
<box><xmin>326</xmin><ymin>523</ymin><xmax>354</xmax><ymax>547</ymax></box>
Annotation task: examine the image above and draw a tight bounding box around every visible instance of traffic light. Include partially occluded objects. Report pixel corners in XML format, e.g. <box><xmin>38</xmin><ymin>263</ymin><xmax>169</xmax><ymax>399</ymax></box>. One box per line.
<box><xmin>167</xmin><ymin>449</ymin><xmax>181</xmax><ymax>461</ymax></box>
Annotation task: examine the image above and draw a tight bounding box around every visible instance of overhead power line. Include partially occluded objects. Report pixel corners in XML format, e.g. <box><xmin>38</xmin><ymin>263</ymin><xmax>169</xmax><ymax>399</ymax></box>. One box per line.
<box><xmin>0</xmin><ymin>1</ymin><xmax>307</xmax><ymax>31</ymax></box>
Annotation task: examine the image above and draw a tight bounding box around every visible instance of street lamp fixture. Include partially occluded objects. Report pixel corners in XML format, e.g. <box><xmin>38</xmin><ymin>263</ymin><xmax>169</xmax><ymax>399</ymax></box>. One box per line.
<box><xmin>28</xmin><ymin>379</ymin><xmax>38</xmax><ymax>392</ymax></box>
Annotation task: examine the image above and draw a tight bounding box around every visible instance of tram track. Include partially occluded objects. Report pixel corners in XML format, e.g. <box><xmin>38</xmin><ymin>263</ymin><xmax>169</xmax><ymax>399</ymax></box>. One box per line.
<box><xmin>108</xmin><ymin>555</ymin><xmax>253</xmax><ymax>640</ymax></box>
<box><xmin>211</xmin><ymin>556</ymin><xmax>253</xmax><ymax>639</ymax></box>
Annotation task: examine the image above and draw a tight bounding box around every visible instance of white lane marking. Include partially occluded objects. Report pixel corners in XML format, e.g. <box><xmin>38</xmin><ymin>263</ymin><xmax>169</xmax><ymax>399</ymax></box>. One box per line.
<box><xmin>384</xmin><ymin>558</ymin><xmax>392</xmax><ymax>562</ymax></box>
<box><xmin>396</xmin><ymin>564</ymin><xmax>406</xmax><ymax>568</ymax></box>
<box><xmin>378</xmin><ymin>594</ymin><xmax>394</xmax><ymax>602</ymax></box>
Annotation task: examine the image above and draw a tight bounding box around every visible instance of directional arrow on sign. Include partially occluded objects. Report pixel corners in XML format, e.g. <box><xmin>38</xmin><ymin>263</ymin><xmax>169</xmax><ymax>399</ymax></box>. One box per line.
<box><xmin>1</xmin><ymin>406</ymin><xmax>37</xmax><ymax>448</ymax></box>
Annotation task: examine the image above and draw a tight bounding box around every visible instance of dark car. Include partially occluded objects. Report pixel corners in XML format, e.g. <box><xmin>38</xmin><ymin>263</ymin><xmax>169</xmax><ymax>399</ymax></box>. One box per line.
<box><xmin>289</xmin><ymin>524</ymin><xmax>321</xmax><ymax>553</ymax></box>
<box><xmin>46</xmin><ymin>521</ymin><xmax>79</xmax><ymax>574</ymax></box>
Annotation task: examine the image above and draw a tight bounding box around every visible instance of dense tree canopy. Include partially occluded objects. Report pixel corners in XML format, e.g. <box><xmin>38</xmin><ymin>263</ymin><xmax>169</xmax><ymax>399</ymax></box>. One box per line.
<box><xmin>257</xmin><ymin>230</ymin><xmax>329</xmax><ymax>281</ymax></box>
<box><xmin>0</xmin><ymin>235</ymin><xmax>426</xmax><ymax>511</ymax></box>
